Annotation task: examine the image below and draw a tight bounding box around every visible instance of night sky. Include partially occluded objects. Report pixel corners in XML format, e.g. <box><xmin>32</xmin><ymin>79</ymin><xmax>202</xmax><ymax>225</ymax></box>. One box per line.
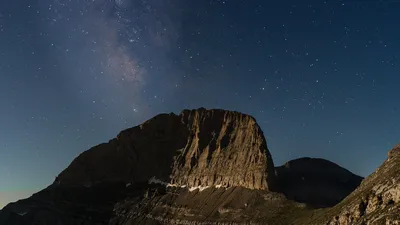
<box><xmin>1</xmin><ymin>0</ymin><xmax>399</xmax><ymax>209</ymax></box>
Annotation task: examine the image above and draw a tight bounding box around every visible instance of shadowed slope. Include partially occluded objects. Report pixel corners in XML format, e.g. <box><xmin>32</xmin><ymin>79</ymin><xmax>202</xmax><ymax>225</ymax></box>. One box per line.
<box><xmin>275</xmin><ymin>157</ymin><xmax>363</xmax><ymax>208</ymax></box>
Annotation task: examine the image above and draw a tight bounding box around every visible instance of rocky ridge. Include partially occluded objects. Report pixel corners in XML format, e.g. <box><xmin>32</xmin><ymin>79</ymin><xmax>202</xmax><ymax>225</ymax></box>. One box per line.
<box><xmin>309</xmin><ymin>144</ymin><xmax>400</xmax><ymax>225</ymax></box>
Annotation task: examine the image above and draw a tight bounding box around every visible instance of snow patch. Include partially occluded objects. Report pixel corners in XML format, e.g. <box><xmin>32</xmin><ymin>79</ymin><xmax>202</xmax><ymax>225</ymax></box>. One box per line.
<box><xmin>215</xmin><ymin>184</ymin><xmax>229</xmax><ymax>189</ymax></box>
<box><xmin>148</xmin><ymin>177</ymin><xmax>169</xmax><ymax>186</ymax></box>
<box><xmin>148</xmin><ymin>177</ymin><xmax>187</xmax><ymax>188</ymax></box>
<box><xmin>148</xmin><ymin>177</ymin><xmax>227</xmax><ymax>192</ymax></box>
<box><xmin>189</xmin><ymin>185</ymin><xmax>210</xmax><ymax>192</ymax></box>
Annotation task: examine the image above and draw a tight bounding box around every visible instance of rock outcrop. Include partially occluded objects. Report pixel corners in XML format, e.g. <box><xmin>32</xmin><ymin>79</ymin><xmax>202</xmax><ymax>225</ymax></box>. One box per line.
<box><xmin>275</xmin><ymin>157</ymin><xmax>363</xmax><ymax>208</ymax></box>
<box><xmin>56</xmin><ymin>108</ymin><xmax>277</xmax><ymax>191</ymax></box>
<box><xmin>310</xmin><ymin>144</ymin><xmax>400</xmax><ymax>225</ymax></box>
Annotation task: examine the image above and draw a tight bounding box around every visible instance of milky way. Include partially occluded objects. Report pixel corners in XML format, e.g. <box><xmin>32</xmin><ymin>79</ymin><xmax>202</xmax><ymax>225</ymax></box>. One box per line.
<box><xmin>44</xmin><ymin>0</ymin><xmax>181</xmax><ymax>105</ymax></box>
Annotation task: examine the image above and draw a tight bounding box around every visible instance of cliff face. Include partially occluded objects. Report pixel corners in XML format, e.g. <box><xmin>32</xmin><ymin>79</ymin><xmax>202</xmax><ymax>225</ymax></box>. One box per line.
<box><xmin>56</xmin><ymin>108</ymin><xmax>277</xmax><ymax>191</ymax></box>
<box><xmin>172</xmin><ymin>109</ymin><xmax>276</xmax><ymax>190</ymax></box>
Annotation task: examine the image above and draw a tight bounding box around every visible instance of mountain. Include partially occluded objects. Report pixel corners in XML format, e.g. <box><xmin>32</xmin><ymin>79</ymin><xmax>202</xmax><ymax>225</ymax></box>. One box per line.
<box><xmin>55</xmin><ymin>108</ymin><xmax>277</xmax><ymax>191</ymax></box>
<box><xmin>275</xmin><ymin>157</ymin><xmax>363</xmax><ymax>208</ymax></box>
<box><xmin>0</xmin><ymin>108</ymin><xmax>397</xmax><ymax>225</ymax></box>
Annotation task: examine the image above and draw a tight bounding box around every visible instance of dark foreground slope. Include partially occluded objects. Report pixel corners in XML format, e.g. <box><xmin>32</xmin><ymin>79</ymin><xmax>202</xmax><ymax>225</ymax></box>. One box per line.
<box><xmin>1</xmin><ymin>108</ymin><xmax>395</xmax><ymax>225</ymax></box>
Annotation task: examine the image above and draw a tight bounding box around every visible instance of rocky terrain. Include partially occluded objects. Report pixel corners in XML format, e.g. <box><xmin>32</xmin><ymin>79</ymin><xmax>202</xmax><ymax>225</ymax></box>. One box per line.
<box><xmin>0</xmin><ymin>108</ymin><xmax>398</xmax><ymax>225</ymax></box>
<box><xmin>308</xmin><ymin>144</ymin><xmax>400</xmax><ymax>225</ymax></box>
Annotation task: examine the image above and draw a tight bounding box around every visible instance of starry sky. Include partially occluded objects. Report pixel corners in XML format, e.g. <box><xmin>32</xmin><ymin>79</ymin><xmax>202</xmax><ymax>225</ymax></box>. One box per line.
<box><xmin>1</xmin><ymin>0</ymin><xmax>400</xmax><ymax>209</ymax></box>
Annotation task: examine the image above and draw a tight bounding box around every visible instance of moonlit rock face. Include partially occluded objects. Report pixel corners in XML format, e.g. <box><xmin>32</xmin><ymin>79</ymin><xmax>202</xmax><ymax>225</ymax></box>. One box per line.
<box><xmin>56</xmin><ymin>108</ymin><xmax>277</xmax><ymax>191</ymax></box>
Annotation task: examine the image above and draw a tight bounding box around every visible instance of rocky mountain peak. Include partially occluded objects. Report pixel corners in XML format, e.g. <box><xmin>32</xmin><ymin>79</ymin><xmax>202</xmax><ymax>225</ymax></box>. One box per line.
<box><xmin>55</xmin><ymin>108</ymin><xmax>277</xmax><ymax>191</ymax></box>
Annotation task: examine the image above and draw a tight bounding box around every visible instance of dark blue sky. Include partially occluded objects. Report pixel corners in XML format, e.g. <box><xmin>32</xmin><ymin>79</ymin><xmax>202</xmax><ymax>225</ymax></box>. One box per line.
<box><xmin>1</xmin><ymin>0</ymin><xmax>399</xmax><ymax>208</ymax></box>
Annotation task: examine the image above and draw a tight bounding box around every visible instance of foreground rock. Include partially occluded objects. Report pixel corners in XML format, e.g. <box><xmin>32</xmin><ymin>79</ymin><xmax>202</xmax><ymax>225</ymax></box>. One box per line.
<box><xmin>308</xmin><ymin>144</ymin><xmax>400</xmax><ymax>225</ymax></box>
